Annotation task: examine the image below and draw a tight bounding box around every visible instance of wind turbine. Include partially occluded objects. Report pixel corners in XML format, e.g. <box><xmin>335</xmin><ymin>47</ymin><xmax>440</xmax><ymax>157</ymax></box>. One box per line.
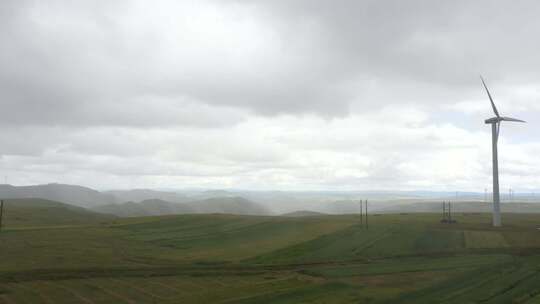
<box><xmin>480</xmin><ymin>76</ymin><xmax>525</xmax><ymax>227</ymax></box>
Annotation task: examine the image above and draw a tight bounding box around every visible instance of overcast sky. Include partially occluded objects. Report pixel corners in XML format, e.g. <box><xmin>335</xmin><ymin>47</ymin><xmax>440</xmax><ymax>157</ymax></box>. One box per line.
<box><xmin>1</xmin><ymin>0</ymin><xmax>539</xmax><ymax>191</ymax></box>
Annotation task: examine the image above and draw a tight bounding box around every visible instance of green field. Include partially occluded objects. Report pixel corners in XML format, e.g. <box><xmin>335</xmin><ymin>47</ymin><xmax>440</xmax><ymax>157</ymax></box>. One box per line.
<box><xmin>1</xmin><ymin>203</ymin><xmax>540</xmax><ymax>303</ymax></box>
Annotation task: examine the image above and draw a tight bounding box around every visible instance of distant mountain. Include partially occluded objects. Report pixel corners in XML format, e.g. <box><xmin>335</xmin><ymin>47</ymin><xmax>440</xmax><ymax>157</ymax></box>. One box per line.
<box><xmin>104</xmin><ymin>189</ymin><xmax>189</xmax><ymax>204</ymax></box>
<box><xmin>185</xmin><ymin>196</ymin><xmax>270</xmax><ymax>215</ymax></box>
<box><xmin>184</xmin><ymin>189</ymin><xmax>237</xmax><ymax>201</ymax></box>
<box><xmin>93</xmin><ymin>199</ymin><xmax>193</xmax><ymax>217</ymax></box>
<box><xmin>94</xmin><ymin>196</ymin><xmax>270</xmax><ymax>217</ymax></box>
<box><xmin>380</xmin><ymin>201</ymin><xmax>540</xmax><ymax>214</ymax></box>
<box><xmin>0</xmin><ymin>198</ymin><xmax>115</xmax><ymax>227</ymax></box>
<box><xmin>0</xmin><ymin>184</ymin><xmax>271</xmax><ymax>216</ymax></box>
<box><xmin>323</xmin><ymin>200</ymin><xmax>359</xmax><ymax>214</ymax></box>
<box><xmin>0</xmin><ymin>184</ymin><xmax>115</xmax><ymax>208</ymax></box>
<box><xmin>281</xmin><ymin>210</ymin><xmax>327</xmax><ymax>217</ymax></box>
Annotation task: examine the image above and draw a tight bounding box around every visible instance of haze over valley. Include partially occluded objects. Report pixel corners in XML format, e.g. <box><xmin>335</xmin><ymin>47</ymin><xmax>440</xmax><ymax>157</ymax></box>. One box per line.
<box><xmin>2</xmin><ymin>183</ymin><xmax>540</xmax><ymax>219</ymax></box>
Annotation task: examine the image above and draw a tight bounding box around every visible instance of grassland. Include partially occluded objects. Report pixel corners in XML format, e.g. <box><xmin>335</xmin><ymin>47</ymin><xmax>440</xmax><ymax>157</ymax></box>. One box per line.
<box><xmin>1</xmin><ymin>204</ymin><xmax>540</xmax><ymax>303</ymax></box>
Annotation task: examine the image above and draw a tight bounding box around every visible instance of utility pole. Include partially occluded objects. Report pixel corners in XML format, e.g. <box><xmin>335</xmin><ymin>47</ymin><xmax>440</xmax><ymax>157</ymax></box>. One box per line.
<box><xmin>442</xmin><ymin>201</ymin><xmax>446</xmax><ymax>222</ymax></box>
<box><xmin>359</xmin><ymin>200</ymin><xmax>363</xmax><ymax>226</ymax></box>
<box><xmin>0</xmin><ymin>200</ymin><xmax>4</xmax><ymax>232</ymax></box>
<box><xmin>442</xmin><ymin>201</ymin><xmax>454</xmax><ymax>224</ymax></box>
<box><xmin>365</xmin><ymin>199</ymin><xmax>368</xmax><ymax>230</ymax></box>
<box><xmin>448</xmin><ymin>201</ymin><xmax>452</xmax><ymax>223</ymax></box>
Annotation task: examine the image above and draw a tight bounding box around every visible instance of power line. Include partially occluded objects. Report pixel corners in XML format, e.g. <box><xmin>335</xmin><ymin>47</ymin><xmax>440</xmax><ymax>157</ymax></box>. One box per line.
<box><xmin>441</xmin><ymin>201</ymin><xmax>456</xmax><ymax>224</ymax></box>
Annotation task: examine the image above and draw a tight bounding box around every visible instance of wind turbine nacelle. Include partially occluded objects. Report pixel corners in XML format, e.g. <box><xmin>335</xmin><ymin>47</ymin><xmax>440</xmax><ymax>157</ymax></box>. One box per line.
<box><xmin>485</xmin><ymin>117</ymin><xmax>501</xmax><ymax>124</ymax></box>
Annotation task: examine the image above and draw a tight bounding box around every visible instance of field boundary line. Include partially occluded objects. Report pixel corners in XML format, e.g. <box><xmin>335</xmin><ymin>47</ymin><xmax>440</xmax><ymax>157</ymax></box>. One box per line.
<box><xmin>86</xmin><ymin>281</ymin><xmax>136</xmax><ymax>304</ymax></box>
<box><xmin>16</xmin><ymin>282</ymin><xmax>54</xmax><ymax>304</ymax></box>
<box><xmin>108</xmin><ymin>278</ymin><xmax>171</xmax><ymax>301</ymax></box>
<box><xmin>44</xmin><ymin>281</ymin><xmax>95</xmax><ymax>304</ymax></box>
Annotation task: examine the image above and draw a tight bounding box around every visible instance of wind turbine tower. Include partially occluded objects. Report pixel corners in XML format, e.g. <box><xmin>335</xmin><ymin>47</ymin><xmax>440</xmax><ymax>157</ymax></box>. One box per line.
<box><xmin>481</xmin><ymin>76</ymin><xmax>525</xmax><ymax>227</ymax></box>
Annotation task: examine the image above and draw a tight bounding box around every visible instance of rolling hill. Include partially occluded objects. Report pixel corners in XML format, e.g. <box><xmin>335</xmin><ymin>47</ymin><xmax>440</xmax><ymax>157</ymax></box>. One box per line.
<box><xmin>0</xmin><ymin>198</ymin><xmax>115</xmax><ymax>227</ymax></box>
<box><xmin>2</xmin><ymin>212</ymin><xmax>540</xmax><ymax>303</ymax></box>
<box><xmin>0</xmin><ymin>183</ymin><xmax>115</xmax><ymax>208</ymax></box>
<box><xmin>93</xmin><ymin>199</ymin><xmax>194</xmax><ymax>217</ymax></box>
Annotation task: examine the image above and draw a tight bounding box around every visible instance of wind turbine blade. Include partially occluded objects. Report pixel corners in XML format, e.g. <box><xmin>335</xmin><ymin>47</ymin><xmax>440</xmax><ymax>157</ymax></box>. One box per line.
<box><xmin>480</xmin><ymin>76</ymin><xmax>500</xmax><ymax>117</ymax></box>
<box><xmin>501</xmin><ymin>116</ymin><xmax>526</xmax><ymax>123</ymax></box>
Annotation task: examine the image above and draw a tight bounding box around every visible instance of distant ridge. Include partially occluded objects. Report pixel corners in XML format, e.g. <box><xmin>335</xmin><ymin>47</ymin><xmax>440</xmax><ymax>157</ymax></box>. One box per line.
<box><xmin>186</xmin><ymin>196</ymin><xmax>270</xmax><ymax>215</ymax></box>
<box><xmin>94</xmin><ymin>199</ymin><xmax>194</xmax><ymax>217</ymax></box>
<box><xmin>0</xmin><ymin>183</ymin><xmax>115</xmax><ymax>208</ymax></box>
<box><xmin>1</xmin><ymin>198</ymin><xmax>114</xmax><ymax>227</ymax></box>
<box><xmin>93</xmin><ymin>196</ymin><xmax>269</xmax><ymax>217</ymax></box>
<box><xmin>103</xmin><ymin>189</ymin><xmax>189</xmax><ymax>204</ymax></box>
<box><xmin>4</xmin><ymin>183</ymin><xmax>540</xmax><ymax>217</ymax></box>
<box><xmin>380</xmin><ymin>201</ymin><xmax>540</xmax><ymax>214</ymax></box>
<box><xmin>281</xmin><ymin>210</ymin><xmax>327</xmax><ymax>217</ymax></box>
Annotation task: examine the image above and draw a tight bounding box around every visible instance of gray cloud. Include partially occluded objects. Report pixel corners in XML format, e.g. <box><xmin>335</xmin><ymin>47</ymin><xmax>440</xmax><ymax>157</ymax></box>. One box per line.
<box><xmin>3</xmin><ymin>0</ymin><xmax>540</xmax><ymax>125</ymax></box>
<box><xmin>0</xmin><ymin>0</ymin><xmax>539</xmax><ymax>190</ymax></box>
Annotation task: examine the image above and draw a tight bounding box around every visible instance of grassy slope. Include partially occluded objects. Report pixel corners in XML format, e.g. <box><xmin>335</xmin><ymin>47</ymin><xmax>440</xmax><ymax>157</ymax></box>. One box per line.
<box><xmin>1</xmin><ymin>209</ymin><xmax>540</xmax><ymax>303</ymax></box>
<box><xmin>0</xmin><ymin>198</ymin><xmax>114</xmax><ymax>228</ymax></box>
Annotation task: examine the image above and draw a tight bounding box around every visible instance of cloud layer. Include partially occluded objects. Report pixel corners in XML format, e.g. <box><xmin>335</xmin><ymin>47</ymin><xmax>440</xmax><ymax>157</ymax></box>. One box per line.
<box><xmin>1</xmin><ymin>0</ymin><xmax>539</xmax><ymax>191</ymax></box>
